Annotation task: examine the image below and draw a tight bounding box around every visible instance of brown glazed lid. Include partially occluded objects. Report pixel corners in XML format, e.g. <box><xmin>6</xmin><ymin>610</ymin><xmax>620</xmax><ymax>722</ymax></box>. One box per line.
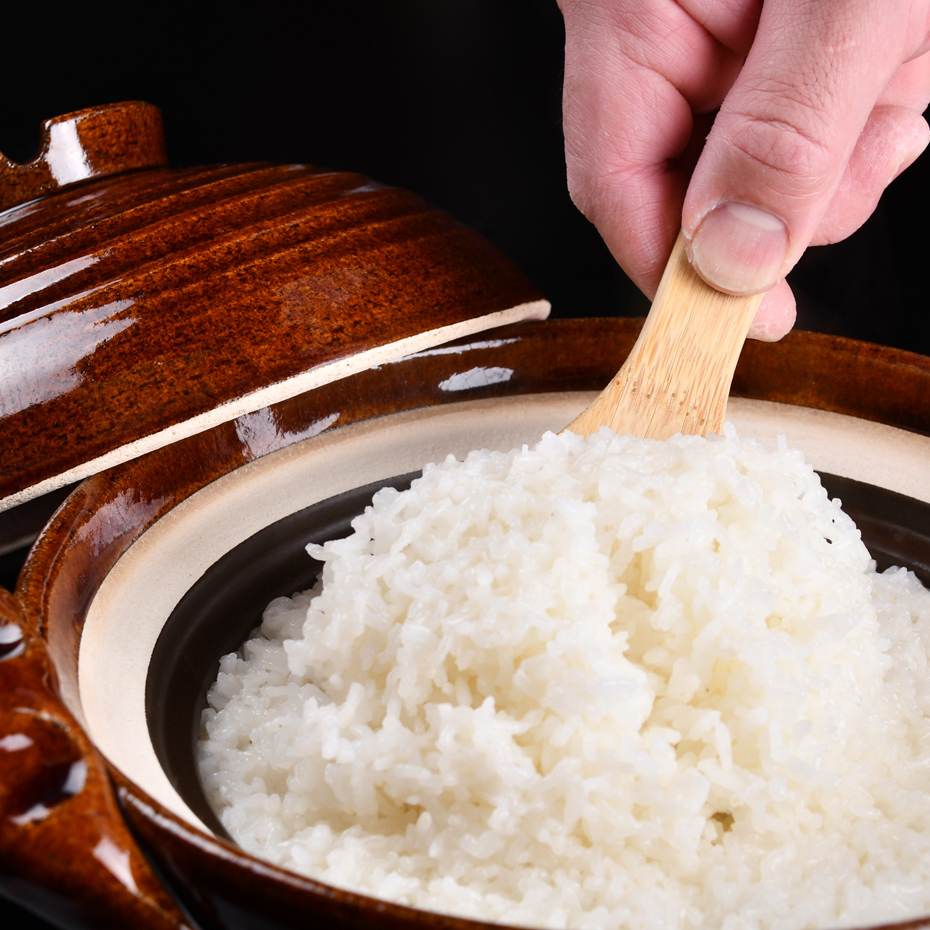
<box><xmin>0</xmin><ymin>102</ymin><xmax>549</xmax><ymax>512</ymax></box>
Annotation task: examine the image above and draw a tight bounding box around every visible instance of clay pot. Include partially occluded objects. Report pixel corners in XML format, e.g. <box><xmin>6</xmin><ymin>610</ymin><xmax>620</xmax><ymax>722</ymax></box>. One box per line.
<box><xmin>2</xmin><ymin>105</ymin><xmax>930</xmax><ymax>930</ymax></box>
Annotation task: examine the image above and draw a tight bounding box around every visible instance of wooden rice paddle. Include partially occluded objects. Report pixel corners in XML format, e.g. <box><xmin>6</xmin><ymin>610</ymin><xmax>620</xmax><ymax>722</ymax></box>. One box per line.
<box><xmin>563</xmin><ymin>232</ymin><xmax>765</xmax><ymax>440</ymax></box>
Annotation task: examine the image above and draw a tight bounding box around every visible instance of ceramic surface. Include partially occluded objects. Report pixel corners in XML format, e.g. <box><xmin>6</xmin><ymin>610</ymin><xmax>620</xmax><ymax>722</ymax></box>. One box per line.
<box><xmin>0</xmin><ymin>103</ymin><xmax>548</xmax><ymax>513</ymax></box>
<box><xmin>85</xmin><ymin>392</ymin><xmax>930</xmax><ymax>833</ymax></box>
<box><xmin>4</xmin><ymin>318</ymin><xmax>930</xmax><ymax>930</ymax></box>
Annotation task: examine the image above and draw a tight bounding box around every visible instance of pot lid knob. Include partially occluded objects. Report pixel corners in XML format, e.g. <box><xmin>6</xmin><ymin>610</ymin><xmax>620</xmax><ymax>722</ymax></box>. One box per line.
<box><xmin>0</xmin><ymin>101</ymin><xmax>167</xmax><ymax>211</ymax></box>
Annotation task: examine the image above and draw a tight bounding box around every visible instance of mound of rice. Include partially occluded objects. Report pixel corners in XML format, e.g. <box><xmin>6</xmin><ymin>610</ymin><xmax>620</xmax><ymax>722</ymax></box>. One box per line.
<box><xmin>198</xmin><ymin>427</ymin><xmax>930</xmax><ymax>930</ymax></box>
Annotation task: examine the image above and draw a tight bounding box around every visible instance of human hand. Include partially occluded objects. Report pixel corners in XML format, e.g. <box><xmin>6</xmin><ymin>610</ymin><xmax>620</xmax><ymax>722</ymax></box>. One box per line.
<box><xmin>559</xmin><ymin>0</ymin><xmax>930</xmax><ymax>339</ymax></box>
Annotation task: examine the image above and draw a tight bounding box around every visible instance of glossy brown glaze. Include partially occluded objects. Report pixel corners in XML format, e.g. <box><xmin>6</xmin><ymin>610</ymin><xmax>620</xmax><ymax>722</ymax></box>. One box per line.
<box><xmin>0</xmin><ymin>102</ymin><xmax>167</xmax><ymax>212</ymax></box>
<box><xmin>0</xmin><ymin>588</ymin><xmax>191</xmax><ymax>929</ymax></box>
<box><xmin>0</xmin><ymin>103</ymin><xmax>548</xmax><ymax>513</ymax></box>
<box><xmin>734</xmin><ymin>331</ymin><xmax>930</xmax><ymax>435</ymax></box>
<box><xmin>12</xmin><ymin>319</ymin><xmax>930</xmax><ymax>930</ymax></box>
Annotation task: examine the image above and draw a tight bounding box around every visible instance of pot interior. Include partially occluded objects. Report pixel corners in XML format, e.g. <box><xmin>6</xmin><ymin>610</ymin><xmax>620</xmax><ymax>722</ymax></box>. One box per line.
<box><xmin>146</xmin><ymin>472</ymin><xmax>419</xmax><ymax>838</ymax></box>
<box><xmin>76</xmin><ymin>392</ymin><xmax>930</xmax><ymax>833</ymax></box>
<box><xmin>149</xmin><ymin>466</ymin><xmax>930</xmax><ymax>840</ymax></box>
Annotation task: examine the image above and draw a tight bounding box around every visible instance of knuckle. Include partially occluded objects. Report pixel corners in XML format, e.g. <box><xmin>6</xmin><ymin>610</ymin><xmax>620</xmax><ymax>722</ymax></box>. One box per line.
<box><xmin>723</xmin><ymin>105</ymin><xmax>838</xmax><ymax>198</ymax></box>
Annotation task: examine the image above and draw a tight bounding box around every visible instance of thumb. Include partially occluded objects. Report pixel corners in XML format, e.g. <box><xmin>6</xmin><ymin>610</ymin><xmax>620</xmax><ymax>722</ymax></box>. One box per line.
<box><xmin>681</xmin><ymin>0</ymin><xmax>930</xmax><ymax>296</ymax></box>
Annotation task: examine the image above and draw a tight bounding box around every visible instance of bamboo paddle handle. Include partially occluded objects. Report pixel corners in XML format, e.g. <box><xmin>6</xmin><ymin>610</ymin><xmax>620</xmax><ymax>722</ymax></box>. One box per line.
<box><xmin>564</xmin><ymin>233</ymin><xmax>764</xmax><ymax>441</ymax></box>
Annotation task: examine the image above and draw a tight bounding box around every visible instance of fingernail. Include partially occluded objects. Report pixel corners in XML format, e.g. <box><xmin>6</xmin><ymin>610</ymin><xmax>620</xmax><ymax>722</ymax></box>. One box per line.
<box><xmin>687</xmin><ymin>202</ymin><xmax>788</xmax><ymax>295</ymax></box>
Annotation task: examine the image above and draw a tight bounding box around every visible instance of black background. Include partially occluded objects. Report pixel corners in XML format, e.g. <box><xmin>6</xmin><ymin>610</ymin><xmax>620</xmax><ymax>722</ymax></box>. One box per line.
<box><xmin>2</xmin><ymin>3</ymin><xmax>929</xmax><ymax>927</ymax></box>
<box><xmin>4</xmin><ymin>2</ymin><xmax>930</xmax><ymax>353</ymax></box>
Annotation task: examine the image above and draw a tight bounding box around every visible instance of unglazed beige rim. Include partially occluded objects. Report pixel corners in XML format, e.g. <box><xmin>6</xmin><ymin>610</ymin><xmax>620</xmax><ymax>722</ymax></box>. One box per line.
<box><xmin>76</xmin><ymin>392</ymin><xmax>930</xmax><ymax>831</ymax></box>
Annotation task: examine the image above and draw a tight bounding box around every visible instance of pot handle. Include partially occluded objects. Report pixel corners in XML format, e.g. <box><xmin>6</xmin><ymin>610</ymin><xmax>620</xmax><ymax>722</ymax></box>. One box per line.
<box><xmin>0</xmin><ymin>101</ymin><xmax>168</xmax><ymax>211</ymax></box>
<box><xmin>0</xmin><ymin>587</ymin><xmax>195</xmax><ymax>929</ymax></box>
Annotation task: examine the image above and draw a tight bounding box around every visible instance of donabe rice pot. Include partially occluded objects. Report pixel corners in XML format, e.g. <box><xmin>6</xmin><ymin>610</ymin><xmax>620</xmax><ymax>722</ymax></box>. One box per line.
<box><xmin>199</xmin><ymin>427</ymin><xmax>930</xmax><ymax>930</ymax></box>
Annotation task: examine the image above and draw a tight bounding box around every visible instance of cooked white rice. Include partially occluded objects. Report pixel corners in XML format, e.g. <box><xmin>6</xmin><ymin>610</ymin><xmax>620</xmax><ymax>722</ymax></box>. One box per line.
<box><xmin>198</xmin><ymin>426</ymin><xmax>930</xmax><ymax>930</ymax></box>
